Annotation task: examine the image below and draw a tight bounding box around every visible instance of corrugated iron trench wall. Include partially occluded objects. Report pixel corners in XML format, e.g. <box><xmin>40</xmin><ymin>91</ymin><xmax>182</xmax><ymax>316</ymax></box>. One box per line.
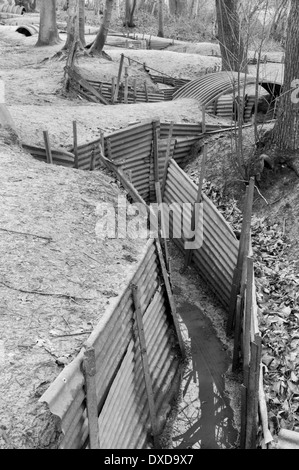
<box><xmin>41</xmin><ymin>238</ymin><xmax>183</xmax><ymax>449</ymax></box>
<box><xmin>32</xmin><ymin>118</ymin><xmax>263</xmax><ymax>448</ymax></box>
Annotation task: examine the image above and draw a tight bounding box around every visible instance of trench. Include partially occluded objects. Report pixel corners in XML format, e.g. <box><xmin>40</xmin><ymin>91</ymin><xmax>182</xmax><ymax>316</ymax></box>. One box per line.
<box><xmin>164</xmin><ymin>244</ymin><xmax>239</xmax><ymax>450</ymax></box>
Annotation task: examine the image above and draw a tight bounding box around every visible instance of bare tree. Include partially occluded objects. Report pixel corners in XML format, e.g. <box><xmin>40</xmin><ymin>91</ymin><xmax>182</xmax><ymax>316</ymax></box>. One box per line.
<box><xmin>89</xmin><ymin>0</ymin><xmax>114</xmax><ymax>55</ymax></box>
<box><xmin>124</xmin><ymin>0</ymin><xmax>137</xmax><ymax>27</ymax></box>
<box><xmin>273</xmin><ymin>0</ymin><xmax>299</xmax><ymax>152</ymax></box>
<box><xmin>215</xmin><ymin>0</ymin><xmax>248</xmax><ymax>73</ymax></box>
<box><xmin>157</xmin><ymin>0</ymin><xmax>164</xmax><ymax>37</ymax></box>
<box><xmin>63</xmin><ymin>0</ymin><xmax>85</xmax><ymax>50</ymax></box>
<box><xmin>36</xmin><ymin>0</ymin><xmax>60</xmax><ymax>46</ymax></box>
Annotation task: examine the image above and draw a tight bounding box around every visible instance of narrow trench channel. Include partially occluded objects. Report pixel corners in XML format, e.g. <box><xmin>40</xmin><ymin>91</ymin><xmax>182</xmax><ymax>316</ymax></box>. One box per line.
<box><xmin>167</xmin><ymin>244</ymin><xmax>239</xmax><ymax>449</ymax></box>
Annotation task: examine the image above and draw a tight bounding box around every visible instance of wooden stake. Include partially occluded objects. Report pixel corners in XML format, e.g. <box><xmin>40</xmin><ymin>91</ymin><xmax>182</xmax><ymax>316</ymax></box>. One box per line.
<box><xmin>83</xmin><ymin>346</ymin><xmax>99</xmax><ymax>449</ymax></box>
<box><xmin>132</xmin><ymin>284</ymin><xmax>161</xmax><ymax>449</ymax></box>
<box><xmin>240</xmin><ymin>384</ymin><xmax>247</xmax><ymax>449</ymax></box>
<box><xmin>184</xmin><ymin>144</ymin><xmax>207</xmax><ymax>267</ymax></box>
<box><xmin>133</xmin><ymin>78</ymin><xmax>137</xmax><ymax>103</ymax></box>
<box><xmin>232</xmin><ymin>294</ymin><xmax>242</xmax><ymax>371</ymax></box>
<box><xmin>155</xmin><ymin>238</ymin><xmax>185</xmax><ymax>357</ymax></box>
<box><xmin>161</xmin><ymin>121</ymin><xmax>174</xmax><ymax>198</ymax></box>
<box><xmin>155</xmin><ymin>181</ymin><xmax>169</xmax><ymax>271</ymax></box>
<box><xmin>144</xmin><ymin>81</ymin><xmax>148</xmax><ymax>102</ymax></box>
<box><xmin>72</xmin><ymin>121</ymin><xmax>79</xmax><ymax>169</ymax></box>
<box><xmin>111</xmin><ymin>76</ymin><xmax>116</xmax><ymax>103</ymax></box>
<box><xmin>43</xmin><ymin>130</ymin><xmax>53</xmax><ymax>164</ymax></box>
<box><xmin>202</xmin><ymin>105</ymin><xmax>206</xmax><ymax>134</ymax></box>
<box><xmin>227</xmin><ymin>177</ymin><xmax>255</xmax><ymax>334</ymax></box>
<box><xmin>124</xmin><ymin>66</ymin><xmax>128</xmax><ymax>104</ymax></box>
<box><xmin>244</xmin><ymin>256</ymin><xmax>254</xmax><ymax>388</ymax></box>
<box><xmin>245</xmin><ymin>335</ymin><xmax>262</xmax><ymax>449</ymax></box>
<box><xmin>113</xmin><ymin>53</ymin><xmax>124</xmax><ymax>104</ymax></box>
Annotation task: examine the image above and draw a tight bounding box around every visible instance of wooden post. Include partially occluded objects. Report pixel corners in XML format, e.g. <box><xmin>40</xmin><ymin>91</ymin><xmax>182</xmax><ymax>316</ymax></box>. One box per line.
<box><xmin>100</xmin><ymin>131</ymin><xmax>105</xmax><ymax>157</ymax></box>
<box><xmin>202</xmin><ymin>105</ymin><xmax>206</xmax><ymax>133</ymax></box>
<box><xmin>43</xmin><ymin>130</ymin><xmax>53</xmax><ymax>164</ymax></box>
<box><xmin>245</xmin><ymin>335</ymin><xmax>262</xmax><ymax>449</ymax></box>
<box><xmin>73</xmin><ymin>120</ymin><xmax>79</xmax><ymax>169</ymax></box>
<box><xmin>227</xmin><ymin>177</ymin><xmax>255</xmax><ymax>334</ymax></box>
<box><xmin>124</xmin><ymin>66</ymin><xmax>128</xmax><ymax>104</ymax></box>
<box><xmin>154</xmin><ymin>238</ymin><xmax>185</xmax><ymax>356</ymax></box>
<box><xmin>90</xmin><ymin>146</ymin><xmax>96</xmax><ymax>171</ymax></box>
<box><xmin>244</xmin><ymin>257</ymin><xmax>254</xmax><ymax>388</ymax></box>
<box><xmin>144</xmin><ymin>81</ymin><xmax>149</xmax><ymax>102</ymax></box>
<box><xmin>152</xmin><ymin>120</ymin><xmax>160</xmax><ymax>199</ymax></box>
<box><xmin>155</xmin><ymin>181</ymin><xmax>169</xmax><ymax>272</ymax></box>
<box><xmin>161</xmin><ymin>121</ymin><xmax>174</xmax><ymax>198</ymax></box>
<box><xmin>111</xmin><ymin>77</ymin><xmax>116</xmax><ymax>103</ymax></box>
<box><xmin>83</xmin><ymin>346</ymin><xmax>99</xmax><ymax>449</ymax></box>
<box><xmin>113</xmin><ymin>53</ymin><xmax>124</xmax><ymax>103</ymax></box>
<box><xmin>133</xmin><ymin>78</ymin><xmax>137</xmax><ymax>103</ymax></box>
<box><xmin>184</xmin><ymin>144</ymin><xmax>207</xmax><ymax>267</ymax></box>
<box><xmin>240</xmin><ymin>384</ymin><xmax>247</xmax><ymax>449</ymax></box>
<box><xmin>232</xmin><ymin>294</ymin><xmax>242</xmax><ymax>371</ymax></box>
<box><xmin>132</xmin><ymin>284</ymin><xmax>161</xmax><ymax>449</ymax></box>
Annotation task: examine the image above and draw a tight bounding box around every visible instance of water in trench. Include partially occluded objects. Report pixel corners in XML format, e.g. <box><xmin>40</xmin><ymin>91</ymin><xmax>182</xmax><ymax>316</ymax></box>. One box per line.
<box><xmin>171</xmin><ymin>289</ymin><xmax>239</xmax><ymax>449</ymax></box>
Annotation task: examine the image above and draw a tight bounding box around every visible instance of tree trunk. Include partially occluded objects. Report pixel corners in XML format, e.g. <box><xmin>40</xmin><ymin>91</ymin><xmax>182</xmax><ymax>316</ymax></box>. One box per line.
<box><xmin>273</xmin><ymin>0</ymin><xmax>299</xmax><ymax>151</ymax></box>
<box><xmin>89</xmin><ymin>0</ymin><xmax>114</xmax><ymax>54</ymax></box>
<box><xmin>79</xmin><ymin>0</ymin><xmax>85</xmax><ymax>46</ymax></box>
<box><xmin>94</xmin><ymin>0</ymin><xmax>100</xmax><ymax>15</ymax></box>
<box><xmin>36</xmin><ymin>0</ymin><xmax>60</xmax><ymax>46</ymax></box>
<box><xmin>63</xmin><ymin>0</ymin><xmax>85</xmax><ymax>50</ymax></box>
<box><xmin>157</xmin><ymin>0</ymin><xmax>164</xmax><ymax>37</ymax></box>
<box><xmin>124</xmin><ymin>0</ymin><xmax>137</xmax><ymax>27</ymax></box>
<box><xmin>215</xmin><ymin>0</ymin><xmax>248</xmax><ymax>73</ymax></box>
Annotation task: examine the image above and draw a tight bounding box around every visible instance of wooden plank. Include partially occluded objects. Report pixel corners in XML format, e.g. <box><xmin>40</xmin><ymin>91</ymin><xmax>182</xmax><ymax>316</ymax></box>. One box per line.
<box><xmin>154</xmin><ymin>238</ymin><xmax>185</xmax><ymax>357</ymax></box>
<box><xmin>72</xmin><ymin>121</ymin><xmax>79</xmax><ymax>169</ymax></box>
<box><xmin>83</xmin><ymin>346</ymin><xmax>99</xmax><ymax>449</ymax></box>
<box><xmin>184</xmin><ymin>144</ymin><xmax>207</xmax><ymax>267</ymax></box>
<box><xmin>227</xmin><ymin>177</ymin><xmax>255</xmax><ymax>333</ymax></box>
<box><xmin>132</xmin><ymin>284</ymin><xmax>161</xmax><ymax>449</ymax></box>
<box><xmin>43</xmin><ymin>130</ymin><xmax>53</xmax><ymax>164</ymax></box>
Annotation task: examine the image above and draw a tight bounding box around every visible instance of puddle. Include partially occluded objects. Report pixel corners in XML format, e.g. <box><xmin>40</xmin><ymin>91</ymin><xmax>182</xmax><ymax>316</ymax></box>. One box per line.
<box><xmin>171</xmin><ymin>295</ymin><xmax>239</xmax><ymax>449</ymax></box>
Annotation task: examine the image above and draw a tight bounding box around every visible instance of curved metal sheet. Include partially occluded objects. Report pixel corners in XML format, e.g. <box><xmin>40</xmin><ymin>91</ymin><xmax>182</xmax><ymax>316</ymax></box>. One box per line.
<box><xmin>16</xmin><ymin>23</ymin><xmax>39</xmax><ymax>36</ymax></box>
<box><xmin>173</xmin><ymin>71</ymin><xmax>257</xmax><ymax>105</ymax></box>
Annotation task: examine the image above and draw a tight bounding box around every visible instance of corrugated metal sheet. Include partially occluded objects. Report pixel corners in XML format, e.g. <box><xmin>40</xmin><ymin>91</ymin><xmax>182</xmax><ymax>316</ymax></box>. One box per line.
<box><xmin>16</xmin><ymin>24</ymin><xmax>39</xmax><ymax>36</ymax></box>
<box><xmin>0</xmin><ymin>4</ymin><xmax>25</xmax><ymax>14</ymax></box>
<box><xmin>40</xmin><ymin>239</ymin><xmax>182</xmax><ymax>449</ymax></box>
<box><xmin>105</xmin><ymin>122</ymin><xmax>153</xmax><ymax>200</ymax></box>
<box><xmin>163</xmin><ymin>159</ymin><xmax>239</xmax><ymax>307</ymax></box>
<box><xmin>22</xmin><ymin>143</ymin><xmax>75</xmax><ymax>167</ymax></box>
<box><xmin>173</xmin><ymin>71</ymin><xmax>257</xmax><ymax>106</ymax></box>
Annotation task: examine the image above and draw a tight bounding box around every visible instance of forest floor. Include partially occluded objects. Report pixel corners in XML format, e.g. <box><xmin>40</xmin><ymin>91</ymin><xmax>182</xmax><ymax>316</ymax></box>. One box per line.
<box><xmin>0</xmin><ymin>9</ymin><xmax>298</xmax><ymax>449</ymax></box>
